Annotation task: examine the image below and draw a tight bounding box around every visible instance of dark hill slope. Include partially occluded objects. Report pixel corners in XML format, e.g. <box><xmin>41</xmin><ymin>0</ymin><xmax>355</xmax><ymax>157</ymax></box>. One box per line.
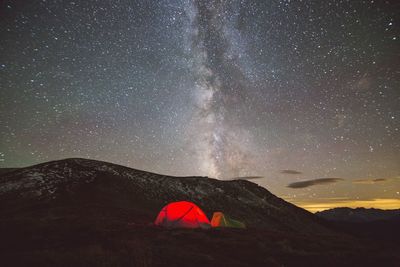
<box><xmin>0</xmin><ymin>158</ymin><xmax>325</xmax><ymax>233</ymax></box>
<box><xmin>1</xmin><ymin>158</ymin><xmax>398</xmax><ymax>266</ymax></box>
<box><xmin>0</xmin><ymin>168</ymin><xmax>19</xmax><ymax>175</ymax></box>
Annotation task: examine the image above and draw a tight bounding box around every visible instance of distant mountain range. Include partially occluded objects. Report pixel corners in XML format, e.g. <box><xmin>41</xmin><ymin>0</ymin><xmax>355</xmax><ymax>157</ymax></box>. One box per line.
<box><xmin>316</xmin><ymin>207</ymin><xmax>400</xmax><ymax>223</ymax></box>
<box><xmin>316</xmin><ymin>207</ymin><xmax>400</xmax><ymax>245</ymax></box>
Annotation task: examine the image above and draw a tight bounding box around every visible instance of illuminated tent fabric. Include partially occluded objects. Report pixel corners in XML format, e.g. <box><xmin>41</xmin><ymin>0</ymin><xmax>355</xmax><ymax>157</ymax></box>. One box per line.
<box><xmin>154</xmin><ymin>201</ymin><xmax>211</xmax><ymax>229</ymax></box>
<box><xmin>210</xmin><ymin>212</ymin><xmax>246</xmax><ymax>228</ymax></box>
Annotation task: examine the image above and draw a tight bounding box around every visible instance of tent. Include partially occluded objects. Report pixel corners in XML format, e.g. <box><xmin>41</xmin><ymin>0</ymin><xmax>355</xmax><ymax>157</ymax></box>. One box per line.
<box><xmin>154</xmin><ymin>201</ymin><xmax>211</xmax><ymax>229</ymax></box>
<box><xmin>210</xmin><ymin>212</ymin><xmax>246</xmax><ymax>228</ymax></box>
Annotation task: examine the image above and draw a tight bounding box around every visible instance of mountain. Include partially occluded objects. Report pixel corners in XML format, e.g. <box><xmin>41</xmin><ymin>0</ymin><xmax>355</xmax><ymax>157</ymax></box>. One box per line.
<box><xmin>0</xmin><ymin>168</ymin><xmax>19</xmax><ymax>175</ymax></box>
<box><xmin>316</xmin><ymin>207</ymin><xmax>400</xmax><ymax>223</ymax></box>
<box><xmin>316</xmin><ymin>207</ymin><xmax>400</xmax><ymax>244</ymax></box>
<box><xmin>0</xmin><ymin>158</ymin><xmax>328</xmax><ymax>233</ymax></box>
<box><xmin>0</xmin><ymin>158</ymin><xmax>398</xmax><ymax>266</ymax></box>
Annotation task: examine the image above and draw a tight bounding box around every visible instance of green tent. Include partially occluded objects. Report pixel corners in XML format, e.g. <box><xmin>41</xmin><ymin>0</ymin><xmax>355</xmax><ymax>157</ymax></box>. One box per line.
<box><xmin>210</xmin><ymin>212</ymin><xmax>246</xmax><ymax>228</ymax></box>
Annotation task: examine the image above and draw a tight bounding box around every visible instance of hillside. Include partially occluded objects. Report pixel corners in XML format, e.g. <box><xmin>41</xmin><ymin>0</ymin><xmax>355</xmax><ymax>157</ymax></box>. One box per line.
<box><xmin>0</xmin><ymin>158</ymin><xmax>328</xmax><ymax>233</ymax></box>
<box><xmin>0</xmin><ymin>158</ymin><xmax>398</xmax><ymax>266</ymax></box>
<box><xmin>0</xmin><ymin>168</ymin><xmax>19</xmax><ymax>175</ymax></box>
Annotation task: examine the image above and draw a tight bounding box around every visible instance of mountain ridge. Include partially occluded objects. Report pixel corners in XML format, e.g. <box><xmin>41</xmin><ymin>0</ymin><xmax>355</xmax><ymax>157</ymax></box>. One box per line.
<box><xmin>0</xmin><ymin>157</ymin><xmax>328</xmax><ymax>233</ymax></box>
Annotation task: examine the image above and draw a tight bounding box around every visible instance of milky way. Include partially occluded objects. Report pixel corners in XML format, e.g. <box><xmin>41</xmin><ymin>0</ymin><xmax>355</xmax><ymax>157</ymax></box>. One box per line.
<box><xmin>0</xmin><ymin>0</ymin><xmax>399</xmax><ymax>210</ymax></box>
<box><xmin>186</xmin><ymin>1</ymin><xmax>257</xmax><ymax>179</ymax></box>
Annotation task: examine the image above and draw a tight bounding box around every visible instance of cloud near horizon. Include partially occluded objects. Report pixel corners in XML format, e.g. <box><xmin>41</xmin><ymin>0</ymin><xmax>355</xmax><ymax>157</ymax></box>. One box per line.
<box><xmin>353</xmin><ymin>178</ymin><xmax>388</xmax><ymax>184</ymax></box>
<box><xmin>227</xmin><ymin>176</ymin><xmax>264</xmax><ymax>181</ymax></box>
<box><xmin>287</xmin><ymin>178</ymin><xmax>344</xmax><ymax>189</ymax></box>
<box><xmin>281</xmin><ymin>170</ymin><xmax>302</xmax><ymax>175</ymax></box>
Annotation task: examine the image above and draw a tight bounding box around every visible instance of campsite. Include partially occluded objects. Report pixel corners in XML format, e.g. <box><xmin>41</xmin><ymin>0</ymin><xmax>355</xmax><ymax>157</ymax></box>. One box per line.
<box><xmin>1</xmin><ymin>0</ymin><xmax>399</xmax><ymax>266</ymax></box>
<box><xmin>0</xmin><ymin>158</ymin><xmax>399</xmax><ymax>266</ymax></box>
<box><xmin>154</xmin><ymin>201</ymin><xmax>246</xmax><ymax>229</ymax></box>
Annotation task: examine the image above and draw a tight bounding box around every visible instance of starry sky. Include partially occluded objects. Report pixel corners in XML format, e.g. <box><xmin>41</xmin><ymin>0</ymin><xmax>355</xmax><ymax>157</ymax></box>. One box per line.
<box><xmin>1</xmin><ymin>0</ymin><xmax>399</xmax><ymax>211</ymax></box>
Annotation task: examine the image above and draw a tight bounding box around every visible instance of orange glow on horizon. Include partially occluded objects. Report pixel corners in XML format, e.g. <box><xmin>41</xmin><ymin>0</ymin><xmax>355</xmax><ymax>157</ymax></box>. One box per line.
<box><xmin>287</xmin><ymin>198</ymin><xmax>400</xmax><ymax>213</ymax></box>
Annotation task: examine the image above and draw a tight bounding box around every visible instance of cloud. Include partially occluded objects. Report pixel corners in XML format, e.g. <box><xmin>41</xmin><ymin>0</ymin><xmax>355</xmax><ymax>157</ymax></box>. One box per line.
<box><xmin>353</xmin><ymin>178</ymin><xmax>388</xmax><ymax>184</ymax></box>
<box><xmin>287</xmin><ymin>178</ymin><xmax>344</xmax><ymax>189</ymax></box>
<box><xmin>228</xmin><ymin>176</ymin><xmax>264</xmax><ymax>181</ymax></box>
<box><xmin>281</xmin><ymin>169</ymin><xmax>302</xmax><ymax>175</ymax></box>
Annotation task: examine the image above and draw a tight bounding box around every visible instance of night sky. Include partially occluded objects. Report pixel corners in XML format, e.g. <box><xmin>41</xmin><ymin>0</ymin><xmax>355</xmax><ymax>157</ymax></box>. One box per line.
<box><xmin>1</xmin><ymin>0</ymin><xmax>399</xmax><ymax>211</ymax></box>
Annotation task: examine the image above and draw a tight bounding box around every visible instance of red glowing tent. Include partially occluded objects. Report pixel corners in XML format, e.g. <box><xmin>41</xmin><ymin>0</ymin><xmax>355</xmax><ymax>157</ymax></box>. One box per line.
<box><xmin>154</xmin><ymin>201</ymin><xmax>211</xmax><ymax>229</ymax></box>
